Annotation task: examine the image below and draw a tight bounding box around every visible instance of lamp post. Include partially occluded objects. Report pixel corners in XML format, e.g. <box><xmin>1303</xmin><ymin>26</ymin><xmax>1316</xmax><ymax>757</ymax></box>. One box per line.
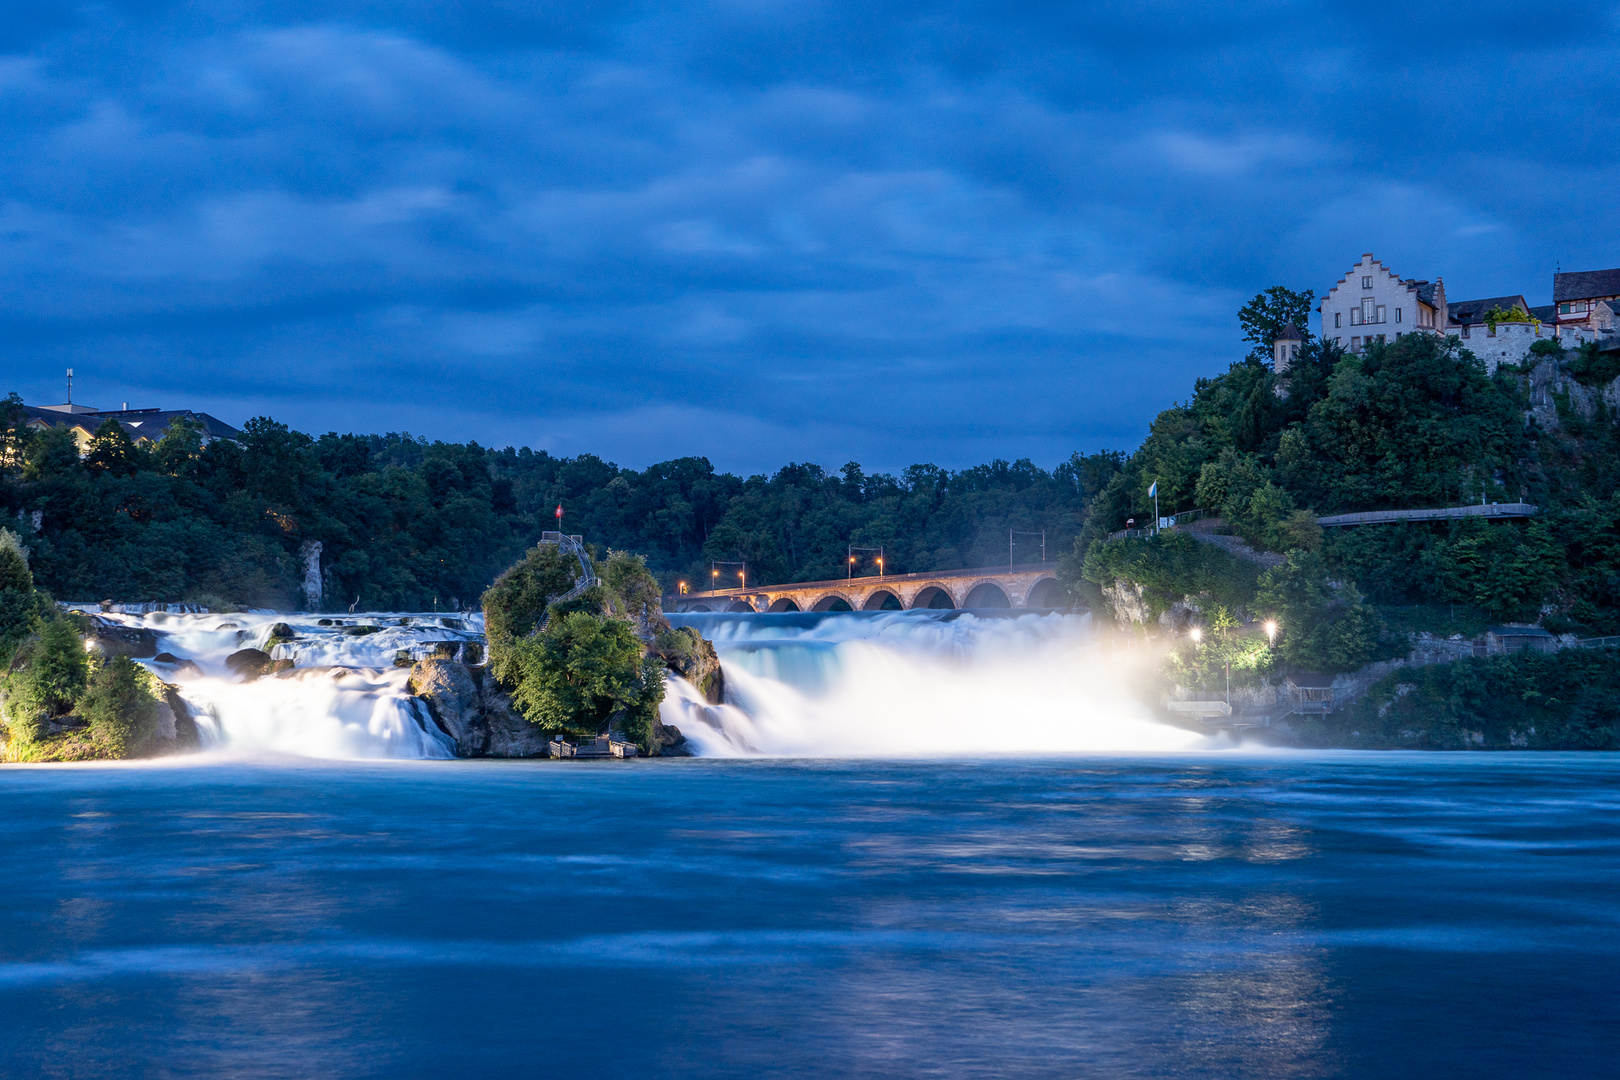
<box><xmin>1264</xmin><ymin>621</ymin><xmax>1278</xmax><ymax>645</ymax></box>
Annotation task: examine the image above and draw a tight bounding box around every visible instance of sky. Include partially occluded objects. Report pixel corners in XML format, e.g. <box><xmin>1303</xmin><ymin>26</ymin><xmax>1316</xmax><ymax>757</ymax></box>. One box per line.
<box><xmin>3</xmin><ymin>1</ymin><xmax>1618</xmax><ymax>474</ymax></box>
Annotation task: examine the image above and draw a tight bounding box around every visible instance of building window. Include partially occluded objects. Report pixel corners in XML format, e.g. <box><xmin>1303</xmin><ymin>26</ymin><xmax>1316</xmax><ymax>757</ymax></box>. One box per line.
<box><xmin>1351</xmin><ymin>336</ymin><xmax>1361</xmax><ymax>350</ymax></box>
<box><xmin>1462</xmin><ymin>324</ymin><xmax>1470</xmax><ymax>338</ymax></box>
<box><xmin>1334</xmin><ymin>312</ymin><xmax>1342</xmax><ymax>328</ymax></box>
<box><xmin>1362</xmin><ymin>276</ymin><xmax>1373</xmax><ymax>289</ymax></box>
<box><xmin>1377</xmin><ymin>334</ymin><xmax>1386</xmax><ymax>343</ymax></box>
<box><xmin>1559</xmin><ymin>303</ymin><xmax>1571</xmax><ymax>314</ymax></box>
<box><xmin>1395</xmin><ymin>307</ymin><xmax>1402</xmax><ymax>323</ymax></box>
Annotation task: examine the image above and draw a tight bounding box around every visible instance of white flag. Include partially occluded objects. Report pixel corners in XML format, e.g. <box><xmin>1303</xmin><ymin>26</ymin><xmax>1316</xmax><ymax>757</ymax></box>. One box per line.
<box><xmin>1148</xmin><ymin>481</ymin><xmax>1157</xmax><ymax>498</ymax></box>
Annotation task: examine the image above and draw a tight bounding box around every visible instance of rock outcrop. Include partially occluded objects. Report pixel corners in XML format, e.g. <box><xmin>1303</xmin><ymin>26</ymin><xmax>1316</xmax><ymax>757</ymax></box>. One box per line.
<box><xmin>225</xmin><ymin>648</ymin><xmax>273</xmax><ymax>681</ymax></box>
<box><xmin>652</xmin><ymin>626</ymin><xmax>724</xmax><ymax>704</ymax></box>
<box><xmin>83</xmin><ymin>617</ymin><xmax>158</xmax><ymax>659</ymax></box>
<box><xmin>407</xmin><ymin>658</ymin><xmax>551</xmax><ymax>758</ymax></box>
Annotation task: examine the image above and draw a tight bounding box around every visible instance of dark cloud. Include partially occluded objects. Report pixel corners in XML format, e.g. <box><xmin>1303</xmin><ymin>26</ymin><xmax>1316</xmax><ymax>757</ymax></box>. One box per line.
<box><xmin>2</xmin><ymin>2</ymin><xmax>1616</xmax><ymax>470</ymax></box>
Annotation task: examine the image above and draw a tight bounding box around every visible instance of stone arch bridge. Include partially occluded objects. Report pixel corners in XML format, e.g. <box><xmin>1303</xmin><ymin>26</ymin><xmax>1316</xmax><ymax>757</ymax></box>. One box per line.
<box><xmin>667</xmin><ymin>563</ymin><xmax>1062</xmax><ymax>614</ymax></box>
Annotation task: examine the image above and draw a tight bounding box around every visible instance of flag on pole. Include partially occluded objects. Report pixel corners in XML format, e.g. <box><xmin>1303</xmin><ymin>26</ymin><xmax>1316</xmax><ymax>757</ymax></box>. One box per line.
<box><xmin>555</xmin><ymin>503</ymin><xmax>564</xmax><ymax>522</ymax></box>
<box><xmin>1148</xmin><ymin>481</ymin><xmax>1157</xmax><ymax>498</ymax></box>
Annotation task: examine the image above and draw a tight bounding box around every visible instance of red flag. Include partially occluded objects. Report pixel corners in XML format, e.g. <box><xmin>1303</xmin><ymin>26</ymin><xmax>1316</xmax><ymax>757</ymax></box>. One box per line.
<box><xmin>554</xmin><ymin>504</ymin><xmax>563</xmax><ymax>522</ymax></box>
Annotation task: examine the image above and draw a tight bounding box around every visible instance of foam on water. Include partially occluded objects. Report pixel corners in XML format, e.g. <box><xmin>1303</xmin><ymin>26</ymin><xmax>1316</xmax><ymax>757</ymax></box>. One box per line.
<box><xmin>108</xmin><ymin>607</ymin><xmax>1204</xmax><ymax>760</ymax></box>
<box><xmin>107</xmin><ymin>611</ymin><xmax>475</xmax><ymax>760</ymax></box>
<box><xmin>664</xmin><ymin>610</ymin><xmax>1211</xmax><ymax>756</ymax></box>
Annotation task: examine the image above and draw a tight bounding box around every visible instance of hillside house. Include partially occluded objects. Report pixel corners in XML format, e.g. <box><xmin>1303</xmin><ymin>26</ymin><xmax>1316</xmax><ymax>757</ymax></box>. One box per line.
<box><xmin>16</xmin><ymin>402</ymin><xmax>240</xmax><ymax>455</ymax></box>
<box><xmin>1316</xmin><ymin>253</ymin><xmax>1445</xmax><ymax>354</ymax></box>
<box><xmin>1553</xmin><ymin>267</ymin><xmax>1620</xmax><ymax>333</ymax></box>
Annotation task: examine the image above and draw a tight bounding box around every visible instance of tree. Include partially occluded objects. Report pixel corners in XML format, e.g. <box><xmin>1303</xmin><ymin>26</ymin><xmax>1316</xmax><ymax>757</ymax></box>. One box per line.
<box><xmin>83</xmin><ymin>419</ymin><xmax>142</xmax><ymax>478</ymax></box>
<box><xmin>1238</xmin><ymin>286</ymin><xmax>1315</xmax><ymax>366</ymax></box>
<box><xmin>78</xmin><ymin>655</ymin><xmax>163</xmax><ymax>758</ymax></box>
<box><xmin>504</xmin><ymin>611</ymin><xmax>665</xmax><ymax>738</ymax></box>
<box><xmin>1254</xmin><ymin>552</ymin><xmax>1378</xmax><ymax>672</ymax></box>
<box><xmin>0</xmin><ymin>529</ymin><xmax>37</xmax><ymax>667</ymax></box>
<box><xmin>481</xmin><ymin>543</ymin><xmax>585</xmax><ymax>686</ymax></box>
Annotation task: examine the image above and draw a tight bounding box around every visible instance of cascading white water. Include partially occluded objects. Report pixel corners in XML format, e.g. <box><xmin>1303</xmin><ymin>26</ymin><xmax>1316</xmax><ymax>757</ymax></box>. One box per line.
<box><xmin>91</xmin><ymin>605</ymin><xmax>1206</xmax><ymax>760</ymax></box>
<box><xmin>661</xmin><ymin>610</ymin><xmax>1213</xmax><ymax>756</ymax></box>
<box><xmin>91</xmin><ymin>610</ymin><xmax>480</xmax><ymax>760</ymax></box>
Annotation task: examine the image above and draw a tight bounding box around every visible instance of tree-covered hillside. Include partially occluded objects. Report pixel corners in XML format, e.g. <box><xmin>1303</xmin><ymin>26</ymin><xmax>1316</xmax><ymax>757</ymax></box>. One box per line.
<box><xmin>1074</xmin><ymin>300</ymin><xmax>1620</xmax><ymax>660</ymax></box>
<box><xmin>0</xmin><ymin>396</ymin><xmax>1121</xmax><ymax>609</ymax></box>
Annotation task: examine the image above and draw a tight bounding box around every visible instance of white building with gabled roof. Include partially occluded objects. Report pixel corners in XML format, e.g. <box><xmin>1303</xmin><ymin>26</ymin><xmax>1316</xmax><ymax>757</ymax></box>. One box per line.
<box><xmin>1316</xmin><ymin>253</ymin><xmax>1445</xmax><ymax>354</ymax></box>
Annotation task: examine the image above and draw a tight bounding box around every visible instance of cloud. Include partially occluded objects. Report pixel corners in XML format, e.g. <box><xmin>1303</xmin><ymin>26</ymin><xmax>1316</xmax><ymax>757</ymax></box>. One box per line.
<box><xmin>0</xmin><ymin>2</ymin><xmax>1615</xmax><ymax>471</ymax></box>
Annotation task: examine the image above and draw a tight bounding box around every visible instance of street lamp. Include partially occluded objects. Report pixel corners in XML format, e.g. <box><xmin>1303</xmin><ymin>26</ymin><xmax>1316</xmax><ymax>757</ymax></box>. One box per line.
<box><xmin>1189</xmin><ymin>626</ymin><xmax>1202</xmax><ymax>644</ymax></box>
<box><xmin>678</xmin><ymin>581</ymin><xmax>687</xmax><ymax>596</ymax></box>
<box><xmin>849</xmin><ymin>556</ymin><xmax>856</xmax><ymax>580</ymax></box>
<box><xmin>738</xmin><ymin>569</ymin><xmax>745</xmax><ymax>588</ymax></box>
<box><xmin>1264</xmin><ymin>620</ymin><xmax>1278</xmax><ymax>644</ymax></box>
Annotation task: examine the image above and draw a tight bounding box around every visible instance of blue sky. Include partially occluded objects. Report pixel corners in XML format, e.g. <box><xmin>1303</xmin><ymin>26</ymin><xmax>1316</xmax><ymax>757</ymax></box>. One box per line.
<box><xmin>3</xmin><ymin>1</ymin><xmax>1617</xmax><ymax>472</ymax></box>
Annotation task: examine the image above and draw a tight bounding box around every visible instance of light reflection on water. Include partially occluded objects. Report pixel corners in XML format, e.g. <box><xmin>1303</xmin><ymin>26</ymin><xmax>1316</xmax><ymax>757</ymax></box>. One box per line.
<box><xmin>0</xmin><ymin>755</ymin><xmax>1616</xmax><ymax>1078</ymax></box>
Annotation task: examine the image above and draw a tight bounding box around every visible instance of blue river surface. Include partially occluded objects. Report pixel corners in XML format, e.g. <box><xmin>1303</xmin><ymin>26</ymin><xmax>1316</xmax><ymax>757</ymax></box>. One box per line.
<box><xmin>2</xmin><ymin>753</ymin><xmax>1617</xmax><ymax>1079</ymax></box>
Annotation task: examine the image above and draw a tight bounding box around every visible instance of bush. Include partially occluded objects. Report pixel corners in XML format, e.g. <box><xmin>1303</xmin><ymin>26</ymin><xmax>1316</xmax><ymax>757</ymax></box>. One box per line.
<box><xmin>77</xmin><ymin>655</ymin><xmax>164</xmax><ymax>757</ymax></box>
<box><xmin>504</xmin><ymin>610</ymin><xmax>666</xmax><ymax>741</ymax></box>
<box><xmin>481</xmin><ymin>542</ymin><xmax>583</xmax><ymax>686</ymax></box>
<box><xmin>1</xmin><ymin>616</ymin><xmax>89</xmax><ymax>752</ymax></box>
<box><xmin>0</xmin><ymin>528</ymin><xmax>37</xmax><ymax>667</ymax></box>
<box><xmin>1339</xmin><ymin>647</ymin><xmax>1620</xmax><ymax>749</ymax></box>
<box><xmin>1072</xmin><ymin>531</ymin><xmax>1260</xmax><ymax>624</ymax></box>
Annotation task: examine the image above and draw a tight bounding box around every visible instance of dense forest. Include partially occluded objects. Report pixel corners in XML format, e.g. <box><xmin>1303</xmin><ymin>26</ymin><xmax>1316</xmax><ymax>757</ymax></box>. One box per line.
<box><xmin>1069</xmin><ymin>287</ymin><xmax>1620</xmax><ymax>674</ymax></box>
<box><xmin>0</xmin><ymin>395</ymin><xmax>1121</xmax><ymax>610</ymax></box>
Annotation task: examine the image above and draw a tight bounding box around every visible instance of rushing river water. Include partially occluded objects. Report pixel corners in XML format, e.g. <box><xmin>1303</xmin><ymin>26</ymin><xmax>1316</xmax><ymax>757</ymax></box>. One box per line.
<box><xmin>2</xmin><ymin>755</ymin><xmax>1617</xmax><ymax>1078</ymax></box>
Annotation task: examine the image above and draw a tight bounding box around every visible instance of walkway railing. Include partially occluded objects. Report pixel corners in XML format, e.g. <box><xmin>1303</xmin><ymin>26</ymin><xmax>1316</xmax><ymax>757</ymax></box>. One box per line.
<box><xmin>1317</xmin><ymin>503</ymin><xmax>1539</xmax><ymax>527</ymax></box>
<box><xmin>541</xmin><ymin>531</ymin><xmax>597</xmax><ymax>602</ymax></box>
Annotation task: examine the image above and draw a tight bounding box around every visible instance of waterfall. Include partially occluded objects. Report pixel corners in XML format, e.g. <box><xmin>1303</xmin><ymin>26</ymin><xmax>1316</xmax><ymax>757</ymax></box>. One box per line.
<box><xmin>661</xmin><ymin>610</ymin><xmax>1213</xmax><ymax>756</ymax></box>
<box><xmin>105</xmin><ymin>606</ymin><xmax>1205</xmax><ymax>761</ymax></box>
<box><xmin>107</xmin><ymin>611</ymin><xmax>479</xmax><ymax>760</ymax></box>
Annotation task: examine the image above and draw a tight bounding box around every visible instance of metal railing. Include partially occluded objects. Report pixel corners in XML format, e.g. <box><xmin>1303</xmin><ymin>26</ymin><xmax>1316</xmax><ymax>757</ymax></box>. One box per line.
<box><xmin>541</xmin><ymin>531</ymin><xmax>597</xmax><ymax>602</ymax></box>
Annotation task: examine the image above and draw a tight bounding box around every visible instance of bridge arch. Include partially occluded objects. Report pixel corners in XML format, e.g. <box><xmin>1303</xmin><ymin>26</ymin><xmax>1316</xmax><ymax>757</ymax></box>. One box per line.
<box><xmin>684</xmin><ymin>603</ymin><xmax>713</xmax><ymax>612</ymax></box>
<box><xmin>862</xmin><ymin>589</ymin><xmax>903</xmax><ymax>611</ymax></box>
<box><xmin>767</xmin><ymin>597</ymin><xmax>801</xmax><ymax>612</ymax></box>
<box><xmin>726</xmin><ymin>600</ymin><xmax>754</xmax><ymax>612</ymax></box>
<box><xmin>962</xmin><ymin>581</ymin><xmax>1011</xmax><ymax>609</ymax></box>
<box><xmin>810</xmin><ymin>594</ymin><xmax>854</xmax><ymax>612</ymax></box>
<box><xmin>1025</xmin><ymin>576</ymin><xmax>1062</xmax><ymax>609</ymax></box>
<box><xmin>910</xmin><ymin>585</ymin><xmax>956</xmax><ymax>610</ymax></box>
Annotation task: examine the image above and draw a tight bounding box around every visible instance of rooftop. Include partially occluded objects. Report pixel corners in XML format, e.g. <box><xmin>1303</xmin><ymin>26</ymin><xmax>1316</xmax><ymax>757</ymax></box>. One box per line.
<box><xmin>1446</xmin><ymin>295</ymin><xmax>1532</xmax><ymax>326</ymax></box>
<box><xmin>1553</xmin><ymin>267</ymin><xmax>1620</xmax><ymax>304</ymax></box>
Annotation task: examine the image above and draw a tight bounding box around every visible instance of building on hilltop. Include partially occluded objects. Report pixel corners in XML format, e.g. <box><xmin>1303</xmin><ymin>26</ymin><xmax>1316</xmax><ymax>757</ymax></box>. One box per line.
<box><xmin>1271</xmin><ymin>320</ymin><xmax>1303</xmax><ymax>374</ymax></box>
<box><xmin>1294</xmin><ymin>253</ymin><xmax>1619</xmax><ymax>377</ymax></box>
<box><xmin>16</xmin><ymin>401</ymin><xmax>241</xmax><ymax>456</ymax></box>
<box><xmin>1553</xmin><ymin>266</ymin><xmax>1620</xmax><ymax>333</ymax></box>
<box><xmin>1315</xmin><ymin>253</ymin><xmax>1446</xmax><ymax>355</ymax></box>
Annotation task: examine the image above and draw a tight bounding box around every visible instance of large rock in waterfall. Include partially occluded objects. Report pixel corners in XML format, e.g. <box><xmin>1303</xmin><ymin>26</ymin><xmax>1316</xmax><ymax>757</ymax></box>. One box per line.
<box><xmin>653</xmin><ymin>625</ymin><xmax>724</xmax><ymax>704</ymax></box>
<box><xmin>407</xmin><ymin>658</ymin><xmax>550</xmax><ymax>758</ymax></box>
<box><xmin>225</xmin><ymin>648</ymin><xmax>273</xmax><ymax>681</ymax></box>
<box><xmin>83</xmin><ymin>617</ymin><xmax>158</xmax><ymax>659</ymax></box>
